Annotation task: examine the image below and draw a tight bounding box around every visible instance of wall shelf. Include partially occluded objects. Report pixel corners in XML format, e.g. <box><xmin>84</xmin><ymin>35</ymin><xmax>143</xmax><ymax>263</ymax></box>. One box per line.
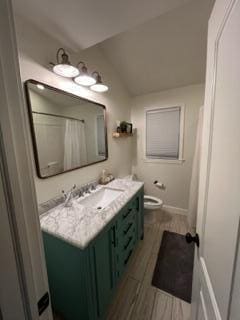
<box><xmin>112</xmin><ymin>132</ymin><xmax>133</xmax><ymax>138</ymax></box>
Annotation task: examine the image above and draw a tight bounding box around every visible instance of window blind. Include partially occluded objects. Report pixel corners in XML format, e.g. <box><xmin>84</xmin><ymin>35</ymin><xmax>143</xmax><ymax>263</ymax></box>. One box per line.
<box><xmin>146</xmin><ymin>106</ymin><xmax>181</xmax><ymax>159</ymax></box>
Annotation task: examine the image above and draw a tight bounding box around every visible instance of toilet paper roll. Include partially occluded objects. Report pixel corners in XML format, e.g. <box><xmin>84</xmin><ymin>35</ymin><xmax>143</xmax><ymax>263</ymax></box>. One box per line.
<box><xmin>154</xmin><ymin>180</ymin><xmax>166</xmax><ymax>190</ymax></box>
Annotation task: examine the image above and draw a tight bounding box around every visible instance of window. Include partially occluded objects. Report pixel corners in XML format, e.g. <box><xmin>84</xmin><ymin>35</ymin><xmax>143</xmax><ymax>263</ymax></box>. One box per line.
<box><xmin>145</xmin><ymin>106</ymin><xmax>184</xmax><ymax>161</ymax></box>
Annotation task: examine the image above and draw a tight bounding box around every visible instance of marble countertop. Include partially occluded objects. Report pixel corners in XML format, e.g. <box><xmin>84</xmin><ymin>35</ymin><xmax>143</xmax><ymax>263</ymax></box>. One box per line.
<box><xmin>40</xmin><ymin>178</ymin><xmax>143</xmax><ymax>249</ymax></box>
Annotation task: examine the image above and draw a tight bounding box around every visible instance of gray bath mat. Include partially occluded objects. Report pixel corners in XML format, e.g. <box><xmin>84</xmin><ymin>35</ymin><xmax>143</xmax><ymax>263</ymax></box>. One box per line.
<box><xmin>152</xmin><ymin>230</ymin><xmax>194</xmax><ymax>303</ymax></box>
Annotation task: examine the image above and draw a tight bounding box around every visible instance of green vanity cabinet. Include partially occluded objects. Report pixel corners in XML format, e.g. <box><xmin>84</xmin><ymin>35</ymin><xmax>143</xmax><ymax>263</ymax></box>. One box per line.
<box><xmin>42</xmin><ymin>232</ymin><xmax>91</xmax><ymax>319</ymax></box>
<box><xmin>42</xmin><ymin>187</ymin><xmax>144</xmax><ymax>320</ymax></box>
<box><xmin>137</xmin><ymin>187</ymin><xmax>144</xmax><ymax>240</ymax></box>
<box><xmin>115</xmin><ymin>202</ymin><xmax>138</xmax><ymax>280</ymax></box>
<box><xmin>88</xmin><ymin>222</ymin><xmax>117</xmax><ymax>319</ymax></box>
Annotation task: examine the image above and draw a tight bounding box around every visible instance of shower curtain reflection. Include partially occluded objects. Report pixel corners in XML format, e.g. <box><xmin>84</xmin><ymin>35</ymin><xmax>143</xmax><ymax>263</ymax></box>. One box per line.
<box><xmin>64</xmin><ymin>119</ymin><xmax>87</xmax><ymax>170</ymax></box>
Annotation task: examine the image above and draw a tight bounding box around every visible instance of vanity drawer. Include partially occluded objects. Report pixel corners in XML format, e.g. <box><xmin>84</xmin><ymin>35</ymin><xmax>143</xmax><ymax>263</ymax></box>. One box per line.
<box><xmin>121</xmin><ymin>205</ymin><xmax>136</xmax><ymax>225</ymax></box>
<box><xmin>131</xmin><ymin>196</ymin><xmax>140</xmax><ymax>211</ymax></box>
<box><xmin>122</xmin><ymin>230</ymin><xmax>136</xmax><ymax>252</ymax></box>
<box><xmin>119</xmin><ymin>234</ymin><xmax>136</xmax><ymax>270</ymax></box>
<box><xmin>121</xmin><ymin>220</ymin><xmax>135</xmax><ymax>238</ymax></box>
<box><xmin>121</xmin><ymin>205</ymin><xmax>135</xmax><ymax>221</ymax></box>
<box><xmin>118</xmin><ymin>218</ymin><xmax>136</xmax><ymax>247</ymax></box>
<box><xmin>114</xmin><ymin>189</ymin><xmax>143</xmax><ymax>282</ymax></box>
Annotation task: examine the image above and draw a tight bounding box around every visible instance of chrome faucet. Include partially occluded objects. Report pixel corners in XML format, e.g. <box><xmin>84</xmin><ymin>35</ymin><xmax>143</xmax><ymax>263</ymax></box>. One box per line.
<box><xmin>90</xmin><ymin>182</ymin><xmax>97</xmax><ymax>191</ymax></box>
<box><xmin>78</xmin><ymin>189</ymin><xmax>84</xmax><ymax>198</ymax></box>
<box><xmin>84</xmin><ymin>184</ymin><xmax>92</xmax><ymax>194</ymax></box>
<box><xmin>62</xmin><ymin>184</ymin><xmax>76</xmax><ymax>207</ymax></box>
<box><xmin>78</xmin><ymin>182</ymin><xmax>97</xmax><ymax>198</ymax></box>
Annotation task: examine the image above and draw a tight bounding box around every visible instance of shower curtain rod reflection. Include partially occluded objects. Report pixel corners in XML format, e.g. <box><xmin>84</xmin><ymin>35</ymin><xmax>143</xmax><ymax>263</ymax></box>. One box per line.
<box><xmin>32</xmin><ymin>111</ymin><xmax>85</xmax><ymax>123</ymax></box>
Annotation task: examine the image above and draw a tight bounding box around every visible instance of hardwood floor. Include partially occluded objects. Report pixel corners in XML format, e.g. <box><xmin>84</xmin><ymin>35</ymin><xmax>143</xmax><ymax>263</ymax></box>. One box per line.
<box><xmin>106</xmin><ymin>210</ymin><xmax>191</xmax><ymax>320</ymax></box>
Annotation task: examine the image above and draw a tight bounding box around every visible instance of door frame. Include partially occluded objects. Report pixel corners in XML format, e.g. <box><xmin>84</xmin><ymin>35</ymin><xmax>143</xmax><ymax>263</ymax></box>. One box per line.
<box><xmin>192</xmin><ymin>0</ymin><xmax>240</xmax><ymax>318</ymax></box>
<box><xmin>0</xmin><ymin>0</ymin><xmax>52</xmax><ymax>319</ymax></box>
<box><xmin>0</xmin><ymin>138</ymin><xmax>29</xmax><ymax>319</ymax></box>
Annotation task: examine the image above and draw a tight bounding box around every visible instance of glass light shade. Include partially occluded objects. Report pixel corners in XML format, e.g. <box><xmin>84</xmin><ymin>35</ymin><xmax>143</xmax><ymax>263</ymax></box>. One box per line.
<box><xmin>90</xmin><ymin>83</ymin><xmax>109</xmax><ymax>92</ymax></box>
<box><xmin>74</xmin><ymin>74</ymin><xmax>96</xmax><ymax>86</ymax></box>
<box><xmin>37</xmin><ymin>84</ymin><xmax>45</xmax><ymax>90</ymax></box>
<box><xmin>53</xmin><ymin>64</ymin><xmax>79</xmax><ymax>78</ymax></box>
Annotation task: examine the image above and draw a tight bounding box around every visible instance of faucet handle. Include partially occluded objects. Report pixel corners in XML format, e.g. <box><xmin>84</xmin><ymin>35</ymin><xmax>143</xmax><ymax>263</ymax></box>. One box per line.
<box><xmin>78</xmin><ymin>189</ymin><xmax>84</xmax><ymax>198</ymax></box>
<box><xmin>86</xmin><ymin>184</ymin><xmax>92</xmax><ymax>193</ymax></box>
<box><xmin>81</xmin><ymin>185</ymin><xmax>88</xmax><ymax>194</ymax></box>
<box><xmin>62</xmin><ymin>190</ymin><xmax>67</xmax><ymax>199</ymax></box>
<box><xmin>90</xmin><ymin>182</ymin><xmax>97</xmax><ymax>191</ymax></box>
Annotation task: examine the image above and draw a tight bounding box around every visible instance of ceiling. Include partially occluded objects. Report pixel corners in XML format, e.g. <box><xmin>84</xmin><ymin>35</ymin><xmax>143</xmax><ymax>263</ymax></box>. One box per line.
<box><xmin>100</xmin><ymin>0</ymin><xmax>215</xmax><ymax>96</ymax></box>
<box><xmin>13</xmin><ymin>0</ymin><xmax>214</xmax><ymax>96</ymax></box>
<box><xmin>13</xmin><ymin>0</ymin><xmax>191</xmax><ymax>51</ymax></box>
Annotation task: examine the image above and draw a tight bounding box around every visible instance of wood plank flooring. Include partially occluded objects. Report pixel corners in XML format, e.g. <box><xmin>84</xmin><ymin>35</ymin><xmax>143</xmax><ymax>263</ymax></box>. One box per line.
<box><xmin>106</xmin><ymin>210</ymin><xmax>191</xmax><ymax>320</ymax></box>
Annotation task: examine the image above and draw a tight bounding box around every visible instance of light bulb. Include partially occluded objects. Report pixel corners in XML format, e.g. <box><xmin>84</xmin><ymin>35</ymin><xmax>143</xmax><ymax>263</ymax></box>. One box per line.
<box><xmin>37</xmin><ymin>84</ymin><xmax>45</xmax><ymax>90</ymax></box>
<box><xmin>53</xmin><ymin>64</ymin><xmax>79</xmax><ymax>78</ymax></box>
<box><xmin>90</xmin><ymin>83</ymin><xmax>109</xmax><ymax>92</ymax></box>
<box><xmin>74</xmin><ymin>75</ymin><xmax>96</xmax><ymax>86</ymax></box>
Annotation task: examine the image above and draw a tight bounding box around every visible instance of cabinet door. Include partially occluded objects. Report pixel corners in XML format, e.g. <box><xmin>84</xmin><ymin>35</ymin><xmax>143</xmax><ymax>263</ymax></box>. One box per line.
<box><xmin>90</xmin><ymin>225</ymin><xmax>116</xmax><ymax>319</ymax></box>
<box><xmin>43</xmin><ymin>232</ymin><xmax>90</xmax><ymax>320</ymax></box>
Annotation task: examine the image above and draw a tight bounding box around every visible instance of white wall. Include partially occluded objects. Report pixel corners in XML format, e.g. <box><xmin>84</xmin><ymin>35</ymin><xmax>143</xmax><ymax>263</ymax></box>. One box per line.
<box><xmin>14</xmin><ymin>16</ymin><xmax>205</xmax><ymax>211</ymax></box>
<box><xmin>131</xmin><ymin>84</ymin><xmax>205</xmax><ymax>210</ymax></box>
<box><xmin>15</xmin><ymin>16</ymin><xmax>132</xmax><ymax>204</ymax></box>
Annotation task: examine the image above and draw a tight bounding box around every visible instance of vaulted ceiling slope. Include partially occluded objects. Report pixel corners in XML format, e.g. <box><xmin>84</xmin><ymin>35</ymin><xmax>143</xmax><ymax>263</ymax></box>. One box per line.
<box><xmin>13</xmin><ymin>0</ymin><xmax>191</xmax><ymax>51</ymax></box>
<box><xmin>100</xmin><ymin>0</ymin><xmax>215</xmax><ymax>96</ymax></box>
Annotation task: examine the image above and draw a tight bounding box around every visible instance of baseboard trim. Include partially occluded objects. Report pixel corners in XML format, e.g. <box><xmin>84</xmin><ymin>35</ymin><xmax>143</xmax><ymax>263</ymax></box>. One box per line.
<box><xmin>162</xmin><ymin>205</ymin><xmax>188</xmax><ymax>216</ymax></box>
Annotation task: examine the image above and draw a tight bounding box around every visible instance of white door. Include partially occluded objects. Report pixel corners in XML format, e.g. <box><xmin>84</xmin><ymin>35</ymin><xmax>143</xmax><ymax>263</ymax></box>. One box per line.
<box><xmin>0</xmin><ymin>0</ymin><xmax>53</xmax><ymax>319</ymax></box>
<box><xmin>191</xmin><ymin>0</ymin><xmax>240</xmax><ymax>319</ymax></box>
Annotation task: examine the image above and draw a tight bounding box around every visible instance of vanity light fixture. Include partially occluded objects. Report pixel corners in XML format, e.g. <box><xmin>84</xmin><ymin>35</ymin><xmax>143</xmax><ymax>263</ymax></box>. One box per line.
<box><xmin>52</xmin><ymin>48</ymin><xmax>79</xmax><ymax>78</ymax></box>
<box><xmin>74</xmin><ymin>62</ymin><xmax>96</xmax><ymax>86</ymax></box>
<box><xmin>50</xmin><ymin>49</ymin><xmax>109</xmax><ymax>92</ymax></box>
<box><xmin>90</xmin><ymin>71</ymin><xmax>109</xmax><ymax>93</ymax></box>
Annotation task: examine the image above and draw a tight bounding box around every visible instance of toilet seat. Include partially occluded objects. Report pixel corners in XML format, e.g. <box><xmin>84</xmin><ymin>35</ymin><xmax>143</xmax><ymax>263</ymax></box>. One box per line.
<box><xmin>144</xmin><ymin>195</ymin><xmax>163</xmax><ymax>210</ymax></box>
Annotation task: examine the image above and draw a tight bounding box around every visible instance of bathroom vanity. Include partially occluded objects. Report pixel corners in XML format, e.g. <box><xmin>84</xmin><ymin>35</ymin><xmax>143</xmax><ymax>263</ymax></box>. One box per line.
<box><xmin>40</xmin><ymin>179</ymin><xmax>144</xmax><ymax>320</ymax></box>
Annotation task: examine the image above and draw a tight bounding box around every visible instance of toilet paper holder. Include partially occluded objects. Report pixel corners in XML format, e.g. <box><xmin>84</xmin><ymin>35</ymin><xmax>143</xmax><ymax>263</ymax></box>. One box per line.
<box><xmin>154</xmin><ymin>180</ymin><xmax>166</xmax><ymax>190</ymax></box>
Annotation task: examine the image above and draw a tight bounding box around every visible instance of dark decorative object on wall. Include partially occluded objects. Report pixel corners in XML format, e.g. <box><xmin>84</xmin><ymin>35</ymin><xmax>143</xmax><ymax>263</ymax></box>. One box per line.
<box><xmin>119</xmin><ymin>121</ymin><xmax>127</xmax><ymax>133</ymax></box>
<box><xmin>126</xmin><ymin>122</ymin><xmax>133</xmax><ymax>134</ymax></box>
<box><xmin>120</xmin><ymin>121</ymin><xmax>132</xmax><ymax>133</ymax></box>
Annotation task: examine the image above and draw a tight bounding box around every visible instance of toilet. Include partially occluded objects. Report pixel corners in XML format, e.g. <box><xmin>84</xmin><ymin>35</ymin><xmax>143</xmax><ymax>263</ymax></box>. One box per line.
<box><xmin>144</xmin><ymin>195</ymin><xmax>163</xmax><ymax>210</ymax></box>
<box><xmin>144</xmin><ymin>195</ymin><xmax>163</xmax><ymax>223</ymax></box>
<box><xmin>123</xmin><ymin>175</ymin><xmax>163</xmax><ymax>223</ymax></box>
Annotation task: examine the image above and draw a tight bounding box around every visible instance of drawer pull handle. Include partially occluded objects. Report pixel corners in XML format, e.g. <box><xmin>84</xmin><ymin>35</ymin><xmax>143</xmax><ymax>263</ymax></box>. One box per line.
<box><xmin>136</xmin><ymin>197</ymin><xmax>139</xmax><ymax>211</ymax></box>
<box><xmin>123</xmin><ymin>208</ymin><xmax>132</xmax><ymax>219</ymax></box>
<box><xmin>124</xmin><ymin>223</ymin><xmax>133</xmax><ymax>235</ymax></box>
<box><xmin>124</xmin><ymin>249</ymin><xmax>133</xmax><ymax>265</ymax></box>
<box><xmin>124</xmin><ymin>236</ymin><xmax>133</xmax><ymax>250</ymax></box>
<box><xmin>111</xmin><ymin>226</ymin><xmax>117</xmax><ymax>247</ymax></box>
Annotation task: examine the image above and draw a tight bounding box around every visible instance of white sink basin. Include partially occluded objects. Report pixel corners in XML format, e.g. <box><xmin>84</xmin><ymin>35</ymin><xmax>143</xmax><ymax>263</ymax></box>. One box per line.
<box><xmin>78</xmin><ymin>187</ymin><xmax>124</xmax><ymax>210</ymax></box>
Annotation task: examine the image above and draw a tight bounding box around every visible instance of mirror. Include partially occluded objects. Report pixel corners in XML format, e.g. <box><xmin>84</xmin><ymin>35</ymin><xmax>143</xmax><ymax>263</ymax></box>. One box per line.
<box><xmin>25</xmin><ymin>80</ymin><xmax>108</xmax><ymax>178</ymax></box>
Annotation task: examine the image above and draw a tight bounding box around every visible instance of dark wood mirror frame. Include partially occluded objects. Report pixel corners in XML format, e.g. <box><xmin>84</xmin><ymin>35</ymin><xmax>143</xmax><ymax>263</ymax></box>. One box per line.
<box><xmin>24</xmin><ymin>79</ymin><xmax>108</xmax><ymax>179</ymax></box>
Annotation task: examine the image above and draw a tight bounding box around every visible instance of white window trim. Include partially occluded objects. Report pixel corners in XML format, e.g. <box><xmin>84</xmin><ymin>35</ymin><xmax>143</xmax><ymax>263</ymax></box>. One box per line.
<box><xmin>144</xmin><ymin>104</ymin><xmax>185</xmax><ymax>164</ymax></box>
